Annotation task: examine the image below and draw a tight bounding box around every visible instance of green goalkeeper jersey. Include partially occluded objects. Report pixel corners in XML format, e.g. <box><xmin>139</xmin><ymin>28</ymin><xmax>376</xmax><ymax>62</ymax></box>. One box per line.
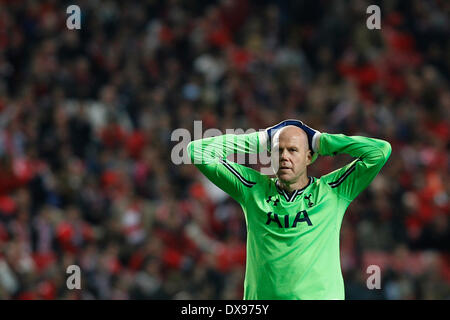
<box><xmin>187</xmin><ymin>130</ymin><xmax>391</xmax><ymax>300</ymax></box>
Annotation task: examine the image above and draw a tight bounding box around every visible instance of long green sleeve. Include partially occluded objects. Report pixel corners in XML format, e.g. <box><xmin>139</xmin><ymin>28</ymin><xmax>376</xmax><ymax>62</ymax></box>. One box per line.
<box><xmin>319</xmin><ymin>133</ymin><xmax>392</xmax><ymax>202</ymax></box>
<box><xmin>187</xmin><ymin>132</ymin><xmax>265</xmax><ymax>204</ymax></box>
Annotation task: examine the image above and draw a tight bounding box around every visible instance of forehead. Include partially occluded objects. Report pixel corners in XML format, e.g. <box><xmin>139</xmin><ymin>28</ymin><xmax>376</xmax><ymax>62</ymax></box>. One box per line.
<box><xmin>278</xmin><ymin>134</ymin><xmax>304</xmax><ymax>148</ymax></box>
<box><xmin>277</xmin><ymin>126</ymin><xmax>307</xmax><ymax>147</ymax></box>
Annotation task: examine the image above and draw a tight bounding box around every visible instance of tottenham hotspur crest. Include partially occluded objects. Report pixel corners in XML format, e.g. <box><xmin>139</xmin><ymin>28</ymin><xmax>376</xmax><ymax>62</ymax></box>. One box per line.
<box><xmin>304</xmin><ymin>194</ymin><xmax>314</xmax><ymax>207</ymax></box>
<box><xmin>266</xmin><ymin>196</ymin><xmax>280</xmax><ymax>206</ymax></box>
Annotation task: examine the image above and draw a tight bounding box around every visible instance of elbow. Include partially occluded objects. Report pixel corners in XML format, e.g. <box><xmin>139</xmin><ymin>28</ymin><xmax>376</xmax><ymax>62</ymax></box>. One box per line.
<box><xmin>371</xmin><ymin>140</ymin><xmax>391</xmax><ymax>166</ymax></box>
<box><xmin>365</xmin><ymin>140</ymin><xmax>392</xmax><ymax>166</ymax></box>
<box><xmin>187</xmin><ymin>140</ymin><xmax>195</xmax><ymax>163</ymax></box>
<box><xmin>381</xmin><ymin>140</ymin><xmax>392</xmax><ymax>161</ymax></box>
<box><xmin>187</xmin><ymin>140</ymin><xmax>193</xmax><ymax>152</ymax></box>
<box><xmin>187</xmin><ymin>139</ymin><xmax>208</xmax><ymax>165</ymax></box>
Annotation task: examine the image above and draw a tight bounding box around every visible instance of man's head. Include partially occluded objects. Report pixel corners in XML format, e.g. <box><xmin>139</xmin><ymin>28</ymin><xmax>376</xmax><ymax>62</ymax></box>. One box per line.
<box><xmin>272</xmin><ymin>125</ymin><xmax>312</xmax><ymax>184</ymax></box>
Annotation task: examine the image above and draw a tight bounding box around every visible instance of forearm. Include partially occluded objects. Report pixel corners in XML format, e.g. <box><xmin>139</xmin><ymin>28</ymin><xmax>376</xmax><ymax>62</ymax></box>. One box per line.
<box><xmin>187</xmin><ymin>131</ymin><xmax>264</xmax><ymax>204</ymax></box>
<box><xmin>188</xmin><ymin>131</ymin><xmax>266</xmax><ymax>165</ymax></box>
<box><xmin>318</xmin><ymin>133</ymin><xmax>392</xmax><ymax>201</ymax></box>
<box><xmin>318</xmin><ymin>133</ymin><xmax>391</xmax><ymax>164</ymax></box>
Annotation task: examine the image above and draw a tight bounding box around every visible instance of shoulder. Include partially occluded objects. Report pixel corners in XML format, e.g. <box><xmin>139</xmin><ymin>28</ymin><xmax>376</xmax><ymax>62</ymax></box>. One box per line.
<box><xmin>312</xmin><ymin>175</ymin><xmax>338</xmax><ymax>194</ymax></box>
<box><xmin>247</xmin><ymin>166</ymin><xmax>275</xmax><ymax>189</ymax></box>
<box><xmin>313</xmin><ymin>175</ymin><xmax>352</xmax><ymax>203</ymax></box>
<box><xmin>221</xmin><ymin>161</ymin><xmax>274</xmax><ymax>187</ymax></box>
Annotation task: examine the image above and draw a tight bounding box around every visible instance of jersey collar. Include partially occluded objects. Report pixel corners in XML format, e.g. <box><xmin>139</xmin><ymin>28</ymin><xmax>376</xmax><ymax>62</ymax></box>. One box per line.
<box><xmin>275</xmin><ymin>177</ymin><xmax>313</xmax><ymax>202</ymax></box>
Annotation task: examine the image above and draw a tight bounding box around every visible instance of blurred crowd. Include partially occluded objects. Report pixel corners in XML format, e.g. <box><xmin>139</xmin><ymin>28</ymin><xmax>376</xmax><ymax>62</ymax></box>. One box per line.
<box><xmin>0</xmin><ymin>0</ymin><xmax>449</xmax><ymax>300</ymax></box>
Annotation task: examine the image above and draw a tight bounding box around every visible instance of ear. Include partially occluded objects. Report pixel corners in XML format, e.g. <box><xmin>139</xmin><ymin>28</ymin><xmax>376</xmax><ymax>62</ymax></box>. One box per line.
<box><xmin>306</xmin><ymin>150</ymin><xmax>312</xmax><ymax>166</ymax></box>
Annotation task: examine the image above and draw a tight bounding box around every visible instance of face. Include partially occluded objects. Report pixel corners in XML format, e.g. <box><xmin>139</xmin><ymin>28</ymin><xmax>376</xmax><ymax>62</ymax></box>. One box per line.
<box><xmin>273</xmin><ymin>126</ymin><xmax>312</xmax><ymax>184</ymax></box>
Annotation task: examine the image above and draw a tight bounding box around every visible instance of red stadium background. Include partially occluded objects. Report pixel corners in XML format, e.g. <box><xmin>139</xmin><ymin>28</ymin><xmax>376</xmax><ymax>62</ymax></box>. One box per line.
<box><xmin>0</xmin><ymin>0</ymin><xmax>448</xmax><ymax>299</ymax></box>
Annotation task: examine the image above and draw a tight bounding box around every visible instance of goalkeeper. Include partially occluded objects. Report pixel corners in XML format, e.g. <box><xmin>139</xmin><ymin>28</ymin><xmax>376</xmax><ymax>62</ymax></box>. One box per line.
<box><xmin>187</xmin><ymin>120</ymin><xmax>391</xmax><ymax>300</ymax></box>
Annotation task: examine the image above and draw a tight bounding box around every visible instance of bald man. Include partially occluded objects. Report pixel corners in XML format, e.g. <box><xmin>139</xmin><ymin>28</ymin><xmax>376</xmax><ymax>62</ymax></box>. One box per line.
<box><xmin>274</xmin><ymin>125</ymin><xmax>314</xmax><ymax>192</ymax></box>
<box><xmin>188</xmin><ymin>119</ymin><xmax>391</xmax><ymax>300</ymax></box>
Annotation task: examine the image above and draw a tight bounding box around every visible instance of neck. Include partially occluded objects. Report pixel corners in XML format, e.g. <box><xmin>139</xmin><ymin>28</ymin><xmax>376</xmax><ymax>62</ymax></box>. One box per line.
<box><xmin>278</xmin><ymin>174</ymin><xmax>310</xmax><ymax>193</ymax></box>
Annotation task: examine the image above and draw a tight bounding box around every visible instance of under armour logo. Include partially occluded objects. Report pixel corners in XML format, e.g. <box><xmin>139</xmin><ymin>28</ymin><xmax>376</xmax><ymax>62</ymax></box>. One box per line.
<box><xmin>266</xmin><ymin>196</ymin><xmax>280</xmax><ymax>206</ymax></box>
<box><xmin>304</xmin><ymin>194</ymin><xmax>314</xmax><ymax>207</ymax></box>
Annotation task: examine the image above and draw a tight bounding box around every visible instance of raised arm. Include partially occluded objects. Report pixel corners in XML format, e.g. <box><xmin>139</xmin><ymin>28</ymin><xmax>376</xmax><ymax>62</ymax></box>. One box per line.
<box><xmin>187</xmin><ymin>131</ymin><xmax>266</xmax><ymax>204</ymax></box>
<box><xmin>319</xmin><ymin>133</ymin><xmax>392</xmax><ymax>202</ymax></box>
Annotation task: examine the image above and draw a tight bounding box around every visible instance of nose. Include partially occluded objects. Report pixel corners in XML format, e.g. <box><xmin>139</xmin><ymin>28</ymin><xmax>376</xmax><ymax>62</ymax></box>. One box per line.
<box><xmin>280</xmin><ymin>149</ymin><xmax>289</xmax><ymax>161</ymax></box>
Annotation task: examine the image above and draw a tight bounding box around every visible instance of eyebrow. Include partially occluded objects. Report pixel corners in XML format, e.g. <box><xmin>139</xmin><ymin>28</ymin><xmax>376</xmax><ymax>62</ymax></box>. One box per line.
<box><xmin>278</xmin><ymin>144</ymin><xmax>303</xmax><ymax>149</ymax></box>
